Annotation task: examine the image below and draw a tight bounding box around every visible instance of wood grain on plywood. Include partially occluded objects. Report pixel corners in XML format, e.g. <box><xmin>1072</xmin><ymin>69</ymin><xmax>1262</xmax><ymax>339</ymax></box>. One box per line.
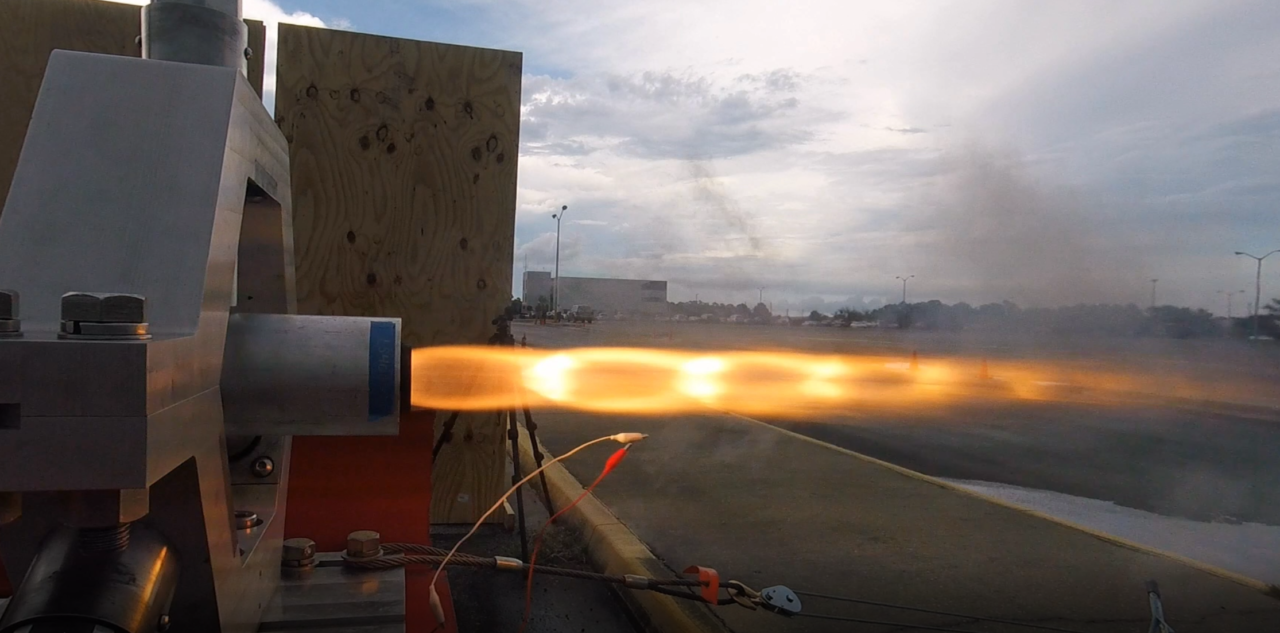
<box><xmin>275</xmin><ymin>24</ymin><xmax>521</xmax><ymax>523</ymax></box>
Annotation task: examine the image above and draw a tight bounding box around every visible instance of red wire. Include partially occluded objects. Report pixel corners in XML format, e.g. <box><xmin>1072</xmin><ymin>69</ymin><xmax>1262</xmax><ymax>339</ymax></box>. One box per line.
<box><xmin>519</xmin><ymin>446</ymin><xmax>630</xmax><ymax>632</ymax></box>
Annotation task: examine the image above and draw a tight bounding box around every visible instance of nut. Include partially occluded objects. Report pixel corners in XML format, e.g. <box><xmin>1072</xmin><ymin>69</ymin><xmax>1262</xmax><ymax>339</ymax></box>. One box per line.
<box><xmin>0</xmin><ymin>290</ymin><xmax>18</xmax><ymax>319</ymax></box>
<box><xmin>346</xmin><ymin>530</ymin><xmax>381</xmax><ymax>559</ymax></box>
<box><xmin>61</xmin><ymin>292</ymin><xmax>147</xmax><ymax>323</ymax></box>
<box><xmin>282</xmin><ymin>537</ymin><xmax>316</xmax><ymax>563</ymax></box>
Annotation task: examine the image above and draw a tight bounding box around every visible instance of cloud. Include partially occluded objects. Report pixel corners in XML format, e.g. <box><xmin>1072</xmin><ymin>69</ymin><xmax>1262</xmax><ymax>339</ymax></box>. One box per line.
<box><xmin>521</xmin><ymin>68</ymin><xmax>824</xmax><ymax>160</ymax></box>
<box><xmin>111</xmin><ymin>0</ymin><xmax>1280</xmax><ymax>311</ymax></box>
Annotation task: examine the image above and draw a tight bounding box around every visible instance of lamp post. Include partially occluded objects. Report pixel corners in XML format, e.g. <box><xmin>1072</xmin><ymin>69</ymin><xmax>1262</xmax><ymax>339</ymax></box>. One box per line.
<box><xmin>1218</xmin><ymin>289</ymin><xmax>1246</xmax><ymax>318</ymax></box>
<box><xmin>758</xmin><ymin>287</ymin><xmax>765</xmax><ymax>305</ymax></box>
<box><xmin>895</xmin><ymin>275</ymin><xmax>914</xmax><ymax>304</ymax></box>
<box><xmin>1149</xmin><ymin>279</ymin><xmax>1158</xmax><ymax>310</ymax></box>
<box><xmin>552</xmin><ymin>205</ymin><xmax>567</xmax><ymax>317</ymax></box>
<box><xmin>1235</xmin><ymin>250</ymin><xmax>1280</xmax><ymax>339</ymax></box>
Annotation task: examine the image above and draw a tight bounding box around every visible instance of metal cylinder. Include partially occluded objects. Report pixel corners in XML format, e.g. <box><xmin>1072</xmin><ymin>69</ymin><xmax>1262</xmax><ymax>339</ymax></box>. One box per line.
<box><xmin>0</xmin><ymin>524</ymin><xmax>180</xmax><ymax>633</ymax></box>
<box><xmin>222</xmin><ymin>313</ymin><xmax>402</xmax><ymax>435</ymax></box>
<box><xmin>141</xmin><ymin>0</ymin><xmax>248</xmax><ymax>75</ymax></box>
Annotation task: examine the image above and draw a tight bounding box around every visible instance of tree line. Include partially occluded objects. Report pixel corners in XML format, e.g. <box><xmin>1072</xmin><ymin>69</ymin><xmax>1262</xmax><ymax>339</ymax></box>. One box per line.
<box><xmin>667</xmin><ymin>298</ymin><xmax>1280</xmax><ymax>339</ymax></box>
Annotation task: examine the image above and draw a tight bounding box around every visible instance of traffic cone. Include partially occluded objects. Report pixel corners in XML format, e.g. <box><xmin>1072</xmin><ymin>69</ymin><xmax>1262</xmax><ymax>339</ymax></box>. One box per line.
<box><xmin>910</xmin><ymin>351</ymin><xmax>919</xmax><ymax>371</ymax></box>
<box><xmin>980</xmin><ymin>358</ymin><xmax>989</xmax><ymax>380</ymax></box>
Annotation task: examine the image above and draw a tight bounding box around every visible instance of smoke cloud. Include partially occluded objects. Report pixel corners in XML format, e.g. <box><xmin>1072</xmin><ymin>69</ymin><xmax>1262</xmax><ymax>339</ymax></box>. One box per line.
<box><xmin>922</xmin><ymin>145</ymin><xmax>1151</xmax><ymax>307</ymax></box>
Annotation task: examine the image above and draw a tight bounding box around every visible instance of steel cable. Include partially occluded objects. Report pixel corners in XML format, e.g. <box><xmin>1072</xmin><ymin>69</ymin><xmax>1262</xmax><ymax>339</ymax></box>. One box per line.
<box><xmin>793</xmin><ymin>590</ymin><xmax>1086</xmax><ymax>633</ymax></box>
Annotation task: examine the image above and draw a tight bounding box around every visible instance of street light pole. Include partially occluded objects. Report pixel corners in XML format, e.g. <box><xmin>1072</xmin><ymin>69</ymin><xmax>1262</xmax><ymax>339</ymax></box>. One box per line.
<box><xmin>1235</xmin><ymin>250</ymin><xmax>1280</xmax><ymax>339</ymax></box>
<box><xmin>758</xmin><ymin>287</ymin><xmax>765</xmax><ymax>305</ymax></box>
<box><xmin>895</xmin><ymin>275</ymin><xmax>914</xmax><ymax>304</ymax></box>
<box><xmin>1219</xmin><ymin>289</ymin><xmax>1245</xmax><ymax>318</ymax></box>
<box><xmin>1149</xmin><ymin>279</ymin><xmax>1158</xmax><ymax>310</ymax></box>
<box><xmin>552</xmin><ymin>205</ymin><xmax>567</xmax><ymax>317</ymax></box>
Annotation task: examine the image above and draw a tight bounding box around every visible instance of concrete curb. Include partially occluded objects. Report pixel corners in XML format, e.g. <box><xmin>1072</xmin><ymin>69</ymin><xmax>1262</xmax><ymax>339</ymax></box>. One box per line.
<box><xmin>725</xmin><ymin>411</ymin><xmax>1280</xmax><ymax>600</ymax></box>
<box><xmin>513</xmin><ymin>431</ymin><xmax>733</xmax><ymax>633</ymax></box>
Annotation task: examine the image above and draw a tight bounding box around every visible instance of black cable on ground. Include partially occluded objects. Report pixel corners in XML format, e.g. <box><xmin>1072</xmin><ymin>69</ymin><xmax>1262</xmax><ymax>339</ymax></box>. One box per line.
<box><xmin>793</xmin><ymin>590</ymin><xmax>1086</xmax><ymax>633</ymax></box>
<box><xmin>793</xmin><ymin>612</ymin><xmax>1004</xmax><ymax>632</ymax></box>
<box><xmin>346</xmin><ymin>547</ymin><xmax>703</xmax><ymax>590</ymax></box>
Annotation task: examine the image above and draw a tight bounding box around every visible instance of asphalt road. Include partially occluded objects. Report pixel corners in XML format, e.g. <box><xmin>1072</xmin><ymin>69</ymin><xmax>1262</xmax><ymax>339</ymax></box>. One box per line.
<box><xmin>515</xmin><ymin>321</ymin><xmax>1280</xmax><ymax>527</ymax></box>
<box><xmin>772</xmin><ymin>403</ymin><xmax>1280</xmax><ymax>525</ymax></box>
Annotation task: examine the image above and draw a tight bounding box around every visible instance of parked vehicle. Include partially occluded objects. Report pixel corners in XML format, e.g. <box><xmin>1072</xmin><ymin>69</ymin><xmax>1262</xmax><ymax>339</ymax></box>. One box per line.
<box><xmin>569</xmin><ymin>304</ymin><xmax>595</xmax><ymax>323</ymax></box>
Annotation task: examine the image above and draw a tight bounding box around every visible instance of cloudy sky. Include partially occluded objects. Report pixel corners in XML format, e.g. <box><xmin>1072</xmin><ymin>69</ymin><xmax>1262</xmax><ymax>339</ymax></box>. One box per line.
<box><xmin>116</xmin><ymin>0</ymin><xmax>1280</xmax><ymax>314</ymax></box>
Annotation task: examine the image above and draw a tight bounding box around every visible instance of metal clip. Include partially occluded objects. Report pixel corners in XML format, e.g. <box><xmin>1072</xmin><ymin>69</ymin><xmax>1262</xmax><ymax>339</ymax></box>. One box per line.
<box><xmin>494</xmin><ymin>556</ymin><xmax>524</xmax><ymax>571</ymax></box>
<box><xmin>723</xmin><ymin>580</ymin><xmax>759</xmax><ymax>610</ymax></box>
<box><xmin>760</xmin><ymin>585</ymin><xmax>802</xmax><ymax>616</ymax></box>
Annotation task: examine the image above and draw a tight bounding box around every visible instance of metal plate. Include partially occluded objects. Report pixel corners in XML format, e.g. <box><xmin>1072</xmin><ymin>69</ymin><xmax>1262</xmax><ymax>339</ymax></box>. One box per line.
<box><xmin>259</xmin><ymin>552</ymin><xmax>405</xmax><ymax>632</ymax></box>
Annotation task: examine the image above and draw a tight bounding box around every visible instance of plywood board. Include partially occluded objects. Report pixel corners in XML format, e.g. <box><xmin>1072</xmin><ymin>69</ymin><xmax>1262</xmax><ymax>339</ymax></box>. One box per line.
<box><xmin>275</xmin><ymin>24</ymin><xmax>521</xmax><ymax>523</ymax></box>
<box><xmin>0</xmin><ymin>0</ymin><xmax>266</xmax><ymax>214</ymax></box>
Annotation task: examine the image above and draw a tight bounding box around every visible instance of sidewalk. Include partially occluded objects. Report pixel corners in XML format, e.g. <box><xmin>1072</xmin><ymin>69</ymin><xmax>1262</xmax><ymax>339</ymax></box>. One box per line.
<box><xmin>531</xmin><ymin>409</ymin><xmax>1280</xmax><ymax>632</ymax></box>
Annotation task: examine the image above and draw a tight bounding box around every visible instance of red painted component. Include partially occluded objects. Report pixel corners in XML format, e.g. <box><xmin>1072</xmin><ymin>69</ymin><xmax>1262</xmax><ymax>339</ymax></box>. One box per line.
<box><xmin>683</xmin><ymin>565</ymin><xmax>721</xmax><ymax>604</ymax></box>
<box><xmin>287</xmin><ymin>407</ymin><xmax>455</xmax><ymax>632</ymax></box>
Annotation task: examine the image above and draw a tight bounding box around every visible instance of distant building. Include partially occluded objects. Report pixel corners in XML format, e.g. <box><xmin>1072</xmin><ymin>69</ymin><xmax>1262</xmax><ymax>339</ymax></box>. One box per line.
<box><xmin>523</xmin><ymin>271</ymin><xmax>554</xmax><ymax>309</ymax></box>
<box><xmin>521</xmin><ymin>271</ymin><xmax>668</xmax><ymax>316</ymax></box>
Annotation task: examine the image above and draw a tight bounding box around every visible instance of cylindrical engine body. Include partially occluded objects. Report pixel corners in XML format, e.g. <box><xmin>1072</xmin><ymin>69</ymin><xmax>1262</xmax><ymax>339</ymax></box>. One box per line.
<box><xmin>222</xmin><ymin>313</ymin><xmax>403</xmax><ymax>435</ymax></box>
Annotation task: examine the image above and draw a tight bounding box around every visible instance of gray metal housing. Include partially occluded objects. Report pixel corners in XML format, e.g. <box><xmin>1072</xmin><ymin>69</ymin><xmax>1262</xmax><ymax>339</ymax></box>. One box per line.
<box><xmin>0</xmin><ymin>50</ymin><xmax>291</xmax><ymax>633</ymax></box>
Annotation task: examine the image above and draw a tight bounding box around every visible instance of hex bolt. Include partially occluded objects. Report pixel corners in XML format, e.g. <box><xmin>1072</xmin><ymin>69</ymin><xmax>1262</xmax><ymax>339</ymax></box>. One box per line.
<box><xmin>282</xmin><ymin>537</ymin><xmax>317</xmax><ymax>568</ymax></box>
<box><xmin>0</xmin><ymin>290</ymin><xmax>18</xmax><ymax>319</ymax></box>
<box><xmin>0</xmin><ymin>290</ymin><xmax>20</xmax><ymax>337</ymax></box>
<box><xmin>59</xmin><ymin>292</ymin><xmax>150</xmax><ymax>339</ymax></box>
<box><xmin>345</xmin><ymin>530</ymin><xmax>381</xmax><ymax>559</ymax></box>
<box><xmin>251</xmin><ymin>456</ymin><xmax>275</xmax><ymax>478</ymax></box>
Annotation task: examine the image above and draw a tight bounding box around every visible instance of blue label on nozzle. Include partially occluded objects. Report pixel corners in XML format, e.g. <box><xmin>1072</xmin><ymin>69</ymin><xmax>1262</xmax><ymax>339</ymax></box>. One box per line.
<box><xmin>368</xmin><ymin>321</ymin><xmax>396</xmax><ymax>421</ymax></box>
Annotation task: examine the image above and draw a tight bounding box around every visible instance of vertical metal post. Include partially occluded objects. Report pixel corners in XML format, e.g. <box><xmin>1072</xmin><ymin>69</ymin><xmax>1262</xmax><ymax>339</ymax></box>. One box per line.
<box><xmin>552</xmin><ymin>205</ymin><xmax>567</xmax><ymax>317</ymax></box>
<box><xmin>1254</xmin><ymin>259</ymin><xmax>1263</xmax><ymax>339</ymax></box>
<box><xmin>142</xmin><ymin>0</ymin><xmax>249</xmax><ymax>75</ymax></box>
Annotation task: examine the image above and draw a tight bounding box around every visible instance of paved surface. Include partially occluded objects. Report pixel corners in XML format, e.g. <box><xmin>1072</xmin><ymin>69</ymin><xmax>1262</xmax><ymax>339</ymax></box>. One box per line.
<box><xmin>533</xmin><ymin>410</ymin><xmax>1280</xmax><ymax>632</ymax></box>
<box><xmin>775</xmin><ymin>402</ymin><xmax>1280</xmax><ymax>525</ymax></box>
<box><xmin>516</xmin><ymin>322</ymin><xmax>1280</xmax><ymax>525</ymax></box>
<box><xmin>513</xmin><ymin>322</ymin><xmax>1280</xmax><ymax>631</ymax></box>
<box><xmin>434</xmin><ymin>462</ymin><xmax>639</xmax><ymax>633</ymax></box>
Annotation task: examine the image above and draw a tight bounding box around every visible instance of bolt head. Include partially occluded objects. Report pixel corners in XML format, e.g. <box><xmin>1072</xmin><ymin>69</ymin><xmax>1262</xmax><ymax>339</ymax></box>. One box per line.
<box><xmin>61</xmin><ymin>292</ymin><xmax>146</xmax><ymax>323</ymax></box>
<box><xmin>282</xmin><ymin>537</ymin><xmax>316</xmax><ymax>562</ymax></box>
<box><xmin>0</xmin><ymin>290</ymin><xmax>17</xmax><ymax>319</ymax></box>
<box><xmin>346</xmin><ymin>530</ymin><xmax>381</xmax><ymax>558</ymax></box>
<box><xmin>251</xmin><ymin>456</ymin><xmax>275</xmax><ymax>478</ymax></box>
